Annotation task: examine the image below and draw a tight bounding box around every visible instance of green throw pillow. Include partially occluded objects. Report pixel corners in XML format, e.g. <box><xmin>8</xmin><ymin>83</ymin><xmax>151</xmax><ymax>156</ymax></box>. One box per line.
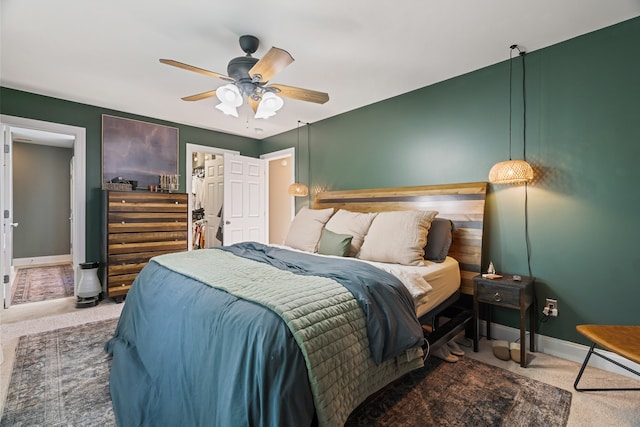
<box><xmin>317</xmin><ymin>228</ymin><xmax>353</xmax><ymax>257</ymax></box>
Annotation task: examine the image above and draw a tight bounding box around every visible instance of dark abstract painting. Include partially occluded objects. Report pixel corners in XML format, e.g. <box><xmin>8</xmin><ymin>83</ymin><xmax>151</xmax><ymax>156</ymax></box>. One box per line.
<box><xmin>102</xmin><ymin>115</ymin><xmax>178</xmax><ymax>189</ymax></box>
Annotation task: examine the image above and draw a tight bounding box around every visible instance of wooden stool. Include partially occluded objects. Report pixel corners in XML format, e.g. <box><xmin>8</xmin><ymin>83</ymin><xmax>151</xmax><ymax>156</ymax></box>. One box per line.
<box><xmin>574</xmin><ymin>325</ymin><xmax>640</xmax><ymax>391</ymax></box>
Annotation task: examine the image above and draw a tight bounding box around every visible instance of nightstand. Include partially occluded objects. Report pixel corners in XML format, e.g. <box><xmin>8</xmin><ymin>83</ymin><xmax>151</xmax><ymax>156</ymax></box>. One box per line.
<box><xmin>473</xmin><ymin>274</ymin><xmax>536</xmax><ymax>367</ymax></box>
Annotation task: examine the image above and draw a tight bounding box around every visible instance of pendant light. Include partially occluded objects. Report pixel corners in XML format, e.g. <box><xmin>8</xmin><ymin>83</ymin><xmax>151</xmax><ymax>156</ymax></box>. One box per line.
<box><xmin>488</xmin><ymin>45</ymin><xmax>534</xmax><ymax>184</ymax></box>
<box><xmin>288</xmin><ymin>121</ymin><xmax>308</xmax><ymax>197</ymax></box>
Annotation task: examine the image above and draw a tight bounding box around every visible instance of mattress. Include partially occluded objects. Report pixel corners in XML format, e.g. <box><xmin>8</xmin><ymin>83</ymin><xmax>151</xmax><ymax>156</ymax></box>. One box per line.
<box><xmin>412</xmin><ymin>256</ymin><xmax>461</xmax><ymax>317</ymax></box>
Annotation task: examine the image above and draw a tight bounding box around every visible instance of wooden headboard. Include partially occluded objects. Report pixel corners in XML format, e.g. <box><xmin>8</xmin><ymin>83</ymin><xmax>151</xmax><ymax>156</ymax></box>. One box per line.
<box><xmin>314</xmin><ymin>182</ymin><xmax>488</xmax><ymax>295</ymax></box>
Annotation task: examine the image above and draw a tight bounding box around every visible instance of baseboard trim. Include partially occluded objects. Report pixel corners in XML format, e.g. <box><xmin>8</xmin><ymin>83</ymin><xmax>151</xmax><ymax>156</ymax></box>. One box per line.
<box><xmin>481</xmin><ymin>321</ymin><xmax>640</xmax><ymax>380</ymax></box>
<box><xmin>13</xmin><ymin>255</ymin><xmax>73</xmax><ymax>267</ymax></box>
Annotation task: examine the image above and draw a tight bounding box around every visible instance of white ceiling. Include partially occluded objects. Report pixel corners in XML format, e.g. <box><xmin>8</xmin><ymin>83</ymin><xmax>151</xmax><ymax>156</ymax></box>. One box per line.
<box><xmin>2</xmin><ymin>0</ymin><xmax>639</xmax><ymax>140</ymax></box>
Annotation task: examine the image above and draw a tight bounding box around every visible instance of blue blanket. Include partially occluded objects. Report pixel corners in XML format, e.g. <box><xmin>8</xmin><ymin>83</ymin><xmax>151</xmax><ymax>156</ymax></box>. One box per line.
<box><xmin>219</xmin><ymin>242</ymin><xmax>424</xmax><ymax>363</ymax></box>
<box><xmin>105</xmin><ymin>262</ymin><xmax>315</xmax><ymax>426</ymax></box>
<box><xmin>105</xmin><ymin>243</ymin><xmax>424</xmax><ymax>426</ymax></box>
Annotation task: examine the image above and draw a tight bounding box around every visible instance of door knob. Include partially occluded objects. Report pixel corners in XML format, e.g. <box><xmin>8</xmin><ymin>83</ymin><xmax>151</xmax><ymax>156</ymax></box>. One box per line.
<box><xmin>10</xmin><ymin>223</ymin><xmax>19</xmax><ymax>228</ymax></box>
<box><xmin>225</xmin><ymin>221</ymin><xmax>231</xmax><ymax>225</ymax></box>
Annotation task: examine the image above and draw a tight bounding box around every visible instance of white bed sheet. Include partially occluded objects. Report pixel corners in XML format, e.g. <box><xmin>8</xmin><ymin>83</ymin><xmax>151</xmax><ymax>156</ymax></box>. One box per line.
<box><xmin>273</xmin><ymin>244</ymin><xmax>460</xmax><ymax>318</ymax></box>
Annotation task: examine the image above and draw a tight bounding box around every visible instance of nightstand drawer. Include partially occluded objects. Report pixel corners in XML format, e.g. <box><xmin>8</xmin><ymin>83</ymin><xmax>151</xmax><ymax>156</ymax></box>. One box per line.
<box><xmin>476</xmin><ymin>282</ymin><xmax>520</xmax><ymax>307</ymax></box>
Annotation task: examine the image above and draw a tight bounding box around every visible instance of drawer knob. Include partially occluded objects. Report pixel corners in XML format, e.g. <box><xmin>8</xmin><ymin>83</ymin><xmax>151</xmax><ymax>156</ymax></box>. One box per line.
<box><xmin>121</xmin><ymin>221</ymin><xmax>126</xmax><ymax>225</ymax></box>
<box><xmin>493</xmin><ymin>292</ymin><xmax>502</xmax><ymax>302</ymax></box>
<box><xmin>121</xmin><ymin>284</ymin><xmax>126</xmax><ymax>287</ymax></box>
<box><xmin>175</xmin><ymin>201</ymin><xmax>179</xmax><ymax>205</ymax></box>
<box><xmin>121</xmin><ymin>200</ymin><xmax>126</xmax><ymax>203</ymax></box>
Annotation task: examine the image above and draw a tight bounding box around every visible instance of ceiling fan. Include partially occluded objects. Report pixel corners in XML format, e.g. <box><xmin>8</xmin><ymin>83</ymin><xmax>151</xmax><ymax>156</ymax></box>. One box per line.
<box><xmin>160</xmin><ymin>35</ymin><xmax>329</xmax><ymax>119</ymax></box>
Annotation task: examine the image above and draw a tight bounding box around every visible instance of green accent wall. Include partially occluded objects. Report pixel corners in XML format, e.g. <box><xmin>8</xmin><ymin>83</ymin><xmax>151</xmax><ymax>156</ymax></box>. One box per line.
<box><xmin>0</xmin><ymin>89</ymin><xmax>261</xmax><ymax>263</ymax></box>
<box><xmin>260</xmin><ymin>17</ymin><xmax>640</xmax><ymax>345</ymax></box>
<box><xmin>13</xmin><ymin>142</ymin><xmax>73</xmax><ymax>258</ymax></box>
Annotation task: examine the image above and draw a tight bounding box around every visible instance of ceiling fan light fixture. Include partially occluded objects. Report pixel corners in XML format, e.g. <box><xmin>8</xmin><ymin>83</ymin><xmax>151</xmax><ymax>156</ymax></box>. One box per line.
<box><xmin>215</xmin><ymin>102</ymin><xmax>239</xmax><ymax>117</ymax></box>
<box><xmin>255</xmin><ymin>92</ymin><xmax>284</xmax><ymax>119</ymax></box>
<box><xmin>216</xmin><ymin>84</ymin><xmax>243</xmax><ymax>107</ymax></box>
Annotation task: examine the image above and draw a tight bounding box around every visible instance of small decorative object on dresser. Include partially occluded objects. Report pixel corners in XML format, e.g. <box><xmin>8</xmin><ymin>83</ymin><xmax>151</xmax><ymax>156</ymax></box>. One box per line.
<box><xmin>102</xmin><ymin>190</ymin><xmax>188</xmax><ymax>302</ymax></box>
<box><xmin>472</xmin><ymin>273</ymin><xmax>536</xmax><ymax>367</ymax></box>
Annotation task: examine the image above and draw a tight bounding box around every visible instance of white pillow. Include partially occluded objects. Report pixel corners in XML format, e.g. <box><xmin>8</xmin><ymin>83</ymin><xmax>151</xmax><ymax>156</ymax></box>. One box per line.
<box><xmin>283</xmin><ymin>207</ymin><xmax>334</xmax><ymax>252</ymax></box>
<box><xmin>325</xmin><ymin>209</ymin><xmax>378</xmax><ymax>257</ymax></box>
<box><xmin>357</xmin><ymin>210</ymin><xmax>438</xmax><ymax>265</ymax></box>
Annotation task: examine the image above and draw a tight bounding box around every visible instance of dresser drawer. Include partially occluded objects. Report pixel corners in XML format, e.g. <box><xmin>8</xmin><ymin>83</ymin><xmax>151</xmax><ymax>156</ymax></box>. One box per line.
<box><xmin>476</xmin><ymin>282</ymin><xmax>521</xmax><ymax>307</ymax></box>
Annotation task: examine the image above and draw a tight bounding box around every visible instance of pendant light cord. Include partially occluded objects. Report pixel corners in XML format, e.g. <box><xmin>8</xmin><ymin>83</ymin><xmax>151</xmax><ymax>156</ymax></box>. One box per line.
<box><xmin>509</xmin><ymin>46</ymin><xmax>514</xmax><ymax>160</ymax></box>
<box><xmin>512</xmin><ymin>45</ymin><xmax>533</xmax><ymax>278</ymax></box>
<box><xmin>307</xmin><ymin>122</ymin><xmax>311</xmax><ymax>205</ymax></box>
<box><xmin>295</xmin><ymin>120</ymin><xmax>301</xmax><ymax>184</ymax></box>
<box><xmin>510</xmin><ymin>44</ymin><xmax>532</xmax><ymax>278</ymax></box>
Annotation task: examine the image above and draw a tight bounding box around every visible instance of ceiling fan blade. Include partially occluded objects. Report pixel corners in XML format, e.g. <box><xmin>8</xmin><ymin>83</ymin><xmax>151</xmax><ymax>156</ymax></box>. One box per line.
<box><xmin>268</xmin><ymin>84</ymin><xmax>329</xmax><ymax>104</ymax></box>
<box><xmin>248</xmin><ymin>97</ymin><xmax>259</xmax><ymax>113</ymax></box>
<box><xmin>248</xmin><ymin>47</ymin><xmax>294</xmax><ymax>83</ymax></box>
<box><xmin>181</xmin><ymin>90</ymin><xmax>218</xmax><ymax>102</ymax></box>
<box><xmin>159</xmin><ymin>59</ymin><xmax>232</xmax><ymax>81</ymax></box>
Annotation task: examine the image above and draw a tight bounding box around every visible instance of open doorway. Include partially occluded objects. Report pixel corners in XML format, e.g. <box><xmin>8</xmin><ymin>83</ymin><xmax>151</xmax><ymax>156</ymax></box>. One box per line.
<box><xmin>261</xmin><ymin>148</ymin><xmax>296</xmax><ymax>245</ymax></box>
<box><xmin>191</xmin><ymin>152</ymin><xmax>225</xmax><ymax>249</ymax></box>
<box><xmin>185</xmin><ymin>144</ymin><xmax>239</xmax><ymax>251</ymax></box>
<box><xmin>11</xmin><ymin>139</ymin><xmax>74</xmax><ymax>305</ymax></box>
<box><xmin>1</xmin><ymin>115</ymin><xmax>86</xmax><ymax>309</ymax></box>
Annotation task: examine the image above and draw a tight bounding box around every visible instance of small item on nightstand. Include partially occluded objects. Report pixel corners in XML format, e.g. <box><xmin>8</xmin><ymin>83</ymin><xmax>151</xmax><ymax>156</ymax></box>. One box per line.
<box><xmin>487</xmin><ymin>261</ymin><xmax>496</xmax><ymax>275</ymax></box>
<box><xmin>513</xmin><ymin>275</ymin><xmax>522</xmax><ymax>282</ymax></box>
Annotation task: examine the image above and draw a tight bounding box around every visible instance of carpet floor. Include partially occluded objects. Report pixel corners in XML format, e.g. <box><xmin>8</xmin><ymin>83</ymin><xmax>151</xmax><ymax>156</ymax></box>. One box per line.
<box><xmin>1</xmin><ymin>319</ymin><xmax>572</xmax><ymax>427</ymax></box>
<box><xmin>10</xmin><ymin>264</ymin><xmax>74</xmax><ymax>305</ymax></box>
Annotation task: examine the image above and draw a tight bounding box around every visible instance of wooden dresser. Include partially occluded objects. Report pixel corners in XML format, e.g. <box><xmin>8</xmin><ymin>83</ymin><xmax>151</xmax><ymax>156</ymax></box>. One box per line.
<box><xmin>103</xmin><ymin>190</ymin><xmax>189</xmax><ymax>301</ymax></box>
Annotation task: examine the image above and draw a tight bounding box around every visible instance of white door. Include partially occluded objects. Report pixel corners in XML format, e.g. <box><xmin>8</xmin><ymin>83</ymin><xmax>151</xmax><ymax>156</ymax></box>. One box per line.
<box><xmin>204</xmin><ymin>156</ymin><xmax>224</xmax><ymax>248</ymax></box>
<box><xmin>223</xmin><ymin>155</ymin><xmax>266</xmax><ymax>245</ymax></box>
<box><xmin>1</xmin><ymin>126</ymin><xmax>16</xmax><ymax>308</ymax></box>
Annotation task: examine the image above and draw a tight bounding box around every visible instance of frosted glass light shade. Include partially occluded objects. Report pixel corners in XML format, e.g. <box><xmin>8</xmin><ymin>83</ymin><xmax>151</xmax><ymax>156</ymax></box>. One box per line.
<box><xmin>215</xmin><ymin>102</ymin><xmax>239</xmax><ymax>117</ymax></box>
<box><xmin>216</xmin><ymin>84</ymin><xmax>242</xmax><ymax>106</ymax></box>
<box><xmin>288</xmin><ymin>183</ymin><xmax>308</xmax><ymax>197</ymax></box>
<box><xmin>488</xmin><ymin>160</ymin><xmax>534</xmax><ymax>184</ymax></box>
<box><xmin>255</xmin><ymin>93</ymin><xmax>284</xmax><ymax>119</ymax></box>
<box><xmin>215</xmin><ymin>84</ymin><xmax>242</xmax><ymax>117</ymax></box>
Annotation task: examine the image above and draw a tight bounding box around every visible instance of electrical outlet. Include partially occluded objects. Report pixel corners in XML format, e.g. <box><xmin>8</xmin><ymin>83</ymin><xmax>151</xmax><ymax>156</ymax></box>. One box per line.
<box><xmin>543</xmin><ymin>298</ymin><xmax>559</xmax><ymax>317</ymax></box>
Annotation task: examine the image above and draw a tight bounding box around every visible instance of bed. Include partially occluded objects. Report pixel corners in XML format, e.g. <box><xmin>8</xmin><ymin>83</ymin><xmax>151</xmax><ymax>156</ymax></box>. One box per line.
<box><xmin>105</xmin><ymin>182</ymin><xmax>487</xmax><ymax>427</ymax></box>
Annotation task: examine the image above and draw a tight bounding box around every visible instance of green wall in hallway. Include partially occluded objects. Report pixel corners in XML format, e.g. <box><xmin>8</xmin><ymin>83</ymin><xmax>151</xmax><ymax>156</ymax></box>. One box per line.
<box><xmin>0</xmin><ymin>88</ymin><xmax>260</xmax><ymax>263</ymax></box>
<box><xmin>260</xmin><ymin>17</ymin><xmax>640</xmax><ymax>345</ymax></box>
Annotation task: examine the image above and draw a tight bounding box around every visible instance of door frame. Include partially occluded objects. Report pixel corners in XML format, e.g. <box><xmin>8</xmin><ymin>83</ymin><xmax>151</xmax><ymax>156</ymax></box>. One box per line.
<box><xmin>260</xmin><ymin>147</ymin><xmax>296</xmax><ymax>242</ymax></box>
<box><xmin>185</xmin><ymin>143</ymin><xmax>239</xmax><ymax>251</ymax></box>
<box><xmin>0</xmin><ymin>115</ymin><xmax>86</xmax><ymax>307</ymax></box>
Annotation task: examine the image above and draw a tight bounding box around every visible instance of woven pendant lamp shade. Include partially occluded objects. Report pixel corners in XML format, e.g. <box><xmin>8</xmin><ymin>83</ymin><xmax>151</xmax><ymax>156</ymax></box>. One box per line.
<box><xmin>288</xmin><ymin>182</ymin><xmax>308</xmax><ymax>197</ymax></box>
<box><xmin>488</xmin><ymin>159</ymin><xmax>534</xmax><ymax>184</ymax></box>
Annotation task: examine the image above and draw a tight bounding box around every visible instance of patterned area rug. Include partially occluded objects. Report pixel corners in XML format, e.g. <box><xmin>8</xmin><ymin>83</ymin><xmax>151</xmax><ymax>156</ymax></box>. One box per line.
<box><xmin>1</xmin><ymin>319</ymin><xmax>118</xmax><ymax>427</ymax></box>
<box><xmin>1</xmin><ymin>320</ymin><xmax>572</xmax><ymax>427</ymax></box>
<box><xmin>10</xmin><ymin>264</ymin><xmax>75</xmax><ymax>305</ymax></box>
<box><xmin>346</xmin><ymin>354</ymin><xmax>572</xmax><ymax>426</ymax></box>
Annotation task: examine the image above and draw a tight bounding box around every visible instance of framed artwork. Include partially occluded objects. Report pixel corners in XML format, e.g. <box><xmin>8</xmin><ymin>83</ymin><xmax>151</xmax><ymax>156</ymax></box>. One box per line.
<box><xmin>102</xmin><ymin>115</ymin><xmax>179</xmax><ymax>189</ymax></box>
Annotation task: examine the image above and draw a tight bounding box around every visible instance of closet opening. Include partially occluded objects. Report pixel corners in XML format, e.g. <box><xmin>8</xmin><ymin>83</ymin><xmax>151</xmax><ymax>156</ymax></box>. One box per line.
<box><xmin>191</xmin><ymin>152</ymin><xmax>224</xmax><ymax>250</ymax></box>
<box><xmin>185</xmin><ymin>143</ymin><xmax>239</xmax><ymax>251</ymax></box>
